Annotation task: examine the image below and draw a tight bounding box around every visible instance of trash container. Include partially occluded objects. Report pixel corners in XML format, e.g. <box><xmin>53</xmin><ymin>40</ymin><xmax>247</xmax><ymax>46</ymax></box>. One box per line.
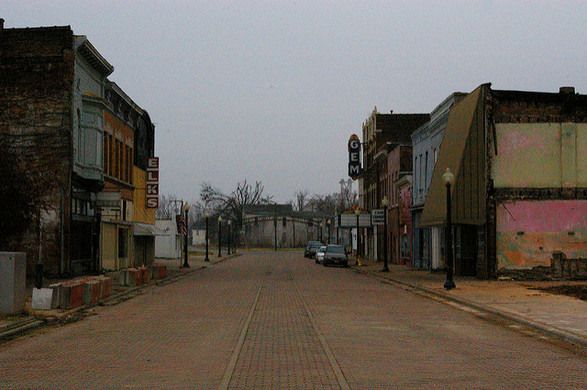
<box><xmin>0</xmin><ymin>252</ymin><xmax>26</xmax><ymax>315</ymax></box>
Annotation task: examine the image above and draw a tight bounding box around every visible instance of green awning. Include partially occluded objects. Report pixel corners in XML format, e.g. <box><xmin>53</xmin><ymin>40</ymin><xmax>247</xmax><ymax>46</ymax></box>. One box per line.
<box><xmin>420</xmin><ymin>84</ymin><xmax>487</xmax><ymax>227</ymax></box>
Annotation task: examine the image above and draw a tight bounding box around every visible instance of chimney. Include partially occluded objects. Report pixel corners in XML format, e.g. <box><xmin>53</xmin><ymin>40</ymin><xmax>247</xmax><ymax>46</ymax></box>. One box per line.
<box><xmin>559</xmin><ymin>86</ymin><xmax>575</xmax><ymax>94</ymax></box>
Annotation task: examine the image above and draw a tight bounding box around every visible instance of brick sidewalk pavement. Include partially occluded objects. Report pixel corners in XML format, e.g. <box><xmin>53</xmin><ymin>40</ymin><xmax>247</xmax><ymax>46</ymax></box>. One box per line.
<box><xmin>0</xmin><ymin>253</ymin><xmax>235</xmax><ymax>340</ymax></box>
<box><xmin>0</xmin><ymin>253</ymin><xmax>255</xmax><ymax>389</ymax></box>
<box><xmin>354</xmin><ymin>259</ymin><xmax>587</xmax><ymax>348</ymax></box>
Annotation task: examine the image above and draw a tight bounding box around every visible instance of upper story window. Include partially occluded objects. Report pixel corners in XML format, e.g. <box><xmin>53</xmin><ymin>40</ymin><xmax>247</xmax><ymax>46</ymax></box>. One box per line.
<box><xmin>414</xmin><ymin>156</ymin><xmax>418</xmax><ymax>196</ymax></box>
<box><xmin>424</xmin><ymin>151</ymin><xmax>429</xmax><ymax>192</ymax></box>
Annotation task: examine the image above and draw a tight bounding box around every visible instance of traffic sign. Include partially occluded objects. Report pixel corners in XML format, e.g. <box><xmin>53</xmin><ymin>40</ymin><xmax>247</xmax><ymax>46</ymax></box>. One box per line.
<box><xmin>339</xmin><ymin>213</ymin><xmax>371</xmax><ymax>228</ymax></box>
<box><xmin>371</xmin><ymin>209</ymin><xmax>385</xmax><ymax>225</ymax></box>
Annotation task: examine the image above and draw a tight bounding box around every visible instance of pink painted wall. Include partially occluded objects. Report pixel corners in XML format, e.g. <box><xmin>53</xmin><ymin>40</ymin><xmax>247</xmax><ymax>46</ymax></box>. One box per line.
<box><xmin>496</xmin><ymin>200</ymin><xmax>587</xmax><ymax>269</ymax></box>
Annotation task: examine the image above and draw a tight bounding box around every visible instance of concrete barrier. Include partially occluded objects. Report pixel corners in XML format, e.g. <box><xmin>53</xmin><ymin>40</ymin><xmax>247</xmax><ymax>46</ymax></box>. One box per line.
<box><xmin>140</xmin><ymin>266</ymin><xmax>151</xmax><ymax>284</ymax></box>
<box><xmin>151</xmin><ymin>264</ymin><xmax>167</xmax><ymax>280</ymax></box>
<box><xmin>97</xmin><ymin>276</ymin><xmax>112</xmax><ymax>299</ymax></box>
<box><xmin>32</xmin><ymin>288</ymin><xmax>54</xmax><ymax>310</ymax></box>
<box><xmin>121</xmin><ymin>268</ymin><xmax>142</xmax><ymax>287</ymax></box>
<box><xmin>60</xmin><ymin>281</ymin><xmax>84</xmax><ymax>309</ymax></box>
<box><xmin>83</xmin><ymin>280</ymin><xmax>101</xmax><ymax>306</ymax></box>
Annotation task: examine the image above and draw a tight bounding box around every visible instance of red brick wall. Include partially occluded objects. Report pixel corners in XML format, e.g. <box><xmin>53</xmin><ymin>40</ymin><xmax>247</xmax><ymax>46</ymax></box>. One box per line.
<box><xmin>0</xmin><ymin>26</ymin><xmax>75</xmax><ymax>276</ymax></box>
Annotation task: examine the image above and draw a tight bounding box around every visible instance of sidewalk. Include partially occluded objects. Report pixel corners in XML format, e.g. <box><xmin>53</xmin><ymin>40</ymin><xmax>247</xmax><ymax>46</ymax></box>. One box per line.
<box><xmin>0</xmin><ymin>252</ymin><xmax>237</xmax><ymax>341</ymax></box>
<box><xmin>353</xmin><ymin>259</ymin><xmax>587</xmax><ymax>349</ymax></box>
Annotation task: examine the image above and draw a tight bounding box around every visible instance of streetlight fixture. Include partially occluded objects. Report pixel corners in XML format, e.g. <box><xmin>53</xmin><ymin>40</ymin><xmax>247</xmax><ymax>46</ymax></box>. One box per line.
<box><xmin>381</xmin><ymin>195</ymin><xmax>389</xmax><ymax>272</ymax></box>
<box><xmin>227</xmin><ymin>219</ymin><xmax>232</xmax><ymax>255</ymax></box>
<box><xmin>319</xmin><ymin>221</ymin><xmax>324</xmax><ymax>243</ymax></box>
<box><xmin>204</xmin><ymin>210</ymin><xmax>210</xmax><ymax>262</ymax></box>
<box><xmin>354</xmin><ymin>208</ymin><xmax>362</xmax><ymax>266</ymax></box>
<box><xmin>218</xmin><ymin>215</ymin><xmax>223</xmax><ymax>257</ymax></box>
<box><xmin>326</xmin><ymin>219</ymin><xmax>331</xmax><ymax>245</ymax></box>
<box><xmin>182</xmin><ymin>202</ymin><xmax>190</xmax><ymax>268</ymax></box>
<box><xmin>442</xmin><ymin>168</ymin><xmax>456</xmax><ymax>290</ymax></box>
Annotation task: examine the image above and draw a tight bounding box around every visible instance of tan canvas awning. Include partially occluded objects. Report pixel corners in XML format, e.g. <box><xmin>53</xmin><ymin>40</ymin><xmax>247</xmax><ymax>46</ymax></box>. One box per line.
<box><xmin>420</xmin><ymin>84</ymin><xmax>487</xmax><ymax>227</ymax></box>
<box><xmin>133</xmin><ymin>222</ymin><xmax>166</xmax><ymax>236</ymax></box>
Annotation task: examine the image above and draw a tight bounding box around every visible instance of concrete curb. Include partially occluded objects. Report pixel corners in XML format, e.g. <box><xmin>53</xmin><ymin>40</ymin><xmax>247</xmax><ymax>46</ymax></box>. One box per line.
<box><xmin>352</xmin><ymin>266</ymin><xmax>587</xmax><ymax>351</ymax></box>
<box><xmin>0</xmin><ymin>318</ymin><xmax>45</xmax><ymax>341</ymax></box>
<box><xmin>0</xmin><ymin>254</ymin><xmax>241</xmax><ymax>341</ymax></box>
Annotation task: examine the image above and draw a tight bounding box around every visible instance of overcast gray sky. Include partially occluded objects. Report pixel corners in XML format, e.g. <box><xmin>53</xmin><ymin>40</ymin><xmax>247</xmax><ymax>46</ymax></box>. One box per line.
<box><xmin>4</xmin><ymin>1</ymin><xmax>587</xmax><ymax>203</ymax></box>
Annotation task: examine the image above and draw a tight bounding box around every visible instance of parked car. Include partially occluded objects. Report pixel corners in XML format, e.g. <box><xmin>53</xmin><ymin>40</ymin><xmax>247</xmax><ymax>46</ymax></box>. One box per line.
<box><xmin>304</xmin><ymin>241</ymin><xmax>323</xmax><ymax>258</ymax></box>
<box><xmin>321</xmin><ymin>244</ymin><xmax>349</xmax><ymax>267</ymax></box>
<box><xmin>315</xmin><ymin>246</ymin><xmax>327</xmax><ymax>264</ymax></box>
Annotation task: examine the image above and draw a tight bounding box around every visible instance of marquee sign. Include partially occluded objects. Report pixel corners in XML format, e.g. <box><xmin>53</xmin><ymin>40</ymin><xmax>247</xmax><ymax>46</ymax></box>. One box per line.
<box><xmin>146</xmin><ymin>157</ymin><xmax>159</xmax><ymax>208</ymax></box>
<box><xmin>348</xmin><ymin>134</ymin><xmax>362</xmax><ymax>180</ymax></box>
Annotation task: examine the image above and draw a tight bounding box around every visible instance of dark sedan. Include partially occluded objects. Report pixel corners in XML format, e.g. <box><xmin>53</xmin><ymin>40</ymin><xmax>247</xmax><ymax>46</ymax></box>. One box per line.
<box><xmin>304</xmin><ymin>241</ymin><xmax>323</xmax><ymax>258</ymax></box>
<box><xmin>321</xmin><ymin>244</ymin><xmax>348</xmax><ymax>267</ymax></box>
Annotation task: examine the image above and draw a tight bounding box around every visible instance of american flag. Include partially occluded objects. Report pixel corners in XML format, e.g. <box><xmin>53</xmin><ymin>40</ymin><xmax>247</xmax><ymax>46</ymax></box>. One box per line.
<box><xmin>176</xmin><ymin>215</ymin><xmax>187</xmax><ymax>236</ymax></box>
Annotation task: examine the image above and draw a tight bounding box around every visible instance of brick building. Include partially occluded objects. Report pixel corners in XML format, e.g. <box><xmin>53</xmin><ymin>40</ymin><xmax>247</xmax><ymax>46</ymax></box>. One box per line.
<box><xmin>411</xmin><ymin>93</ymin><xmax>465</xmax><ymax>271</ymax></box>
<box><xmin>99</xmin><ymin>82</ymin><xmax>156</xmax><ymax>270</ymax></box>
<box><xmin>384</xmin><ymin>143</ymin><xmax>412</xmax><ymax>265</ymax></box>
<box><xmin>359</xmin><ymin>108</ymin><xmax>429</xmax><ymax>262</ymax></box>
<box><xmin>421</xmin><ymin>84</ymin><xmax>587</xmax><ymax>278</ymax></box>
<box><xmin>0</xmin><ymin>20</ymin><xmax>156</xmax><ymax>277</ymax></box>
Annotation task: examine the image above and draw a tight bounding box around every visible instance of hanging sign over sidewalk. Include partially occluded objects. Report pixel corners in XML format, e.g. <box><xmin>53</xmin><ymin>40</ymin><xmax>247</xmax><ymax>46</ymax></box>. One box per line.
<box><xmin>146</xmin><ymin>157</ymin><xmax>159</xmax><ymax>208</ymax></box>
<box><xmin>348</xmin><ymin>134</ymin><xmax>362</xmax><ymax>180</ymax></box>
<box><xmin>339</xmin><ymin>213</ymin><xmax>371</xmax><ymax>228</ymax></box>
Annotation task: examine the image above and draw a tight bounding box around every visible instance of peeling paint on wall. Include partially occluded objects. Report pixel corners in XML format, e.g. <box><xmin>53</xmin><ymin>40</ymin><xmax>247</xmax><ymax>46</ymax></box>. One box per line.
<box><xmin>497</xmin><ymin>200</ymin><xmax>587</xmax><ymax>269</ymax></box>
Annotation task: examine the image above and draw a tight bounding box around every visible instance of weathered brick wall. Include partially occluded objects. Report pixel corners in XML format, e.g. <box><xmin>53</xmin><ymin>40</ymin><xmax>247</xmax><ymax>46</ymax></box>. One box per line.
<box><xmin>0</xmin><ymin>26</ymin><xmax>74</xmax><ymax>276</ymax></box>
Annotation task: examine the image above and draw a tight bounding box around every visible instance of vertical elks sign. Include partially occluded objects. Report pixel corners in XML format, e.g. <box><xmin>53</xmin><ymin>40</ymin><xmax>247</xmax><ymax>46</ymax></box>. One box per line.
<box><xmin>348</xmin><ymin>134</ymin><xmax>362</xmax><ymax>180</ymax></box>
<box><xmin>146</xmin><ymin>157</ymin><xmax>159</xmax><ymax>208</ymax></box>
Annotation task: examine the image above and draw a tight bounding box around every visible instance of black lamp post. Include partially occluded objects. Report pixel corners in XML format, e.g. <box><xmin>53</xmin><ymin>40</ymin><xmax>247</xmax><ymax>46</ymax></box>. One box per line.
<box><xmin>326</xmin><ymin>219</ymin><xmax>331</xmax><ymax>245</ymax></box>
<box><xmin>273</xmin><ymin>213</ymin><xmax>277</xmax><ymax>251</ymax></box>
<box><xmin>381</xmin><ymin>195</ymin><xmax>389</xmax><ymax>272</ymax></box>
<box><xmin>443</xmin><ymin>168</ymin><xmax>456</xmax><ymax>290</ymax></box>
<box><xmin>204</xmin><ymin>211</ymin><xmax>210</xmax><ymax>262</ymax></box>
<box><xmin>228</xmin><ymin>220</ymin><xmax>232</xmax><ymax>255</ymax></box>
<box><xmin>354</xmin><ymin>208</ymin><xmax>361</xmax><ymax>264</ymax></box>
<box><xmin>319</xmin><ymin>221</ymin><xmax>323</xmax><ymax>243</ymax></box>
<box><xmin>218</xmin><ymin>216</ymin><xmax>223</xmax><ymax>257</ymax></box>
<box><xmin>182</xmin><ymin>202</ymin><xmax>190</xmax><ymax>268</ymax></box>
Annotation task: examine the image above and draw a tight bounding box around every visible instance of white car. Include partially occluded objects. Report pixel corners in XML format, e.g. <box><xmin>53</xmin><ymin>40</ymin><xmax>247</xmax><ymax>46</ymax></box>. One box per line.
<box><xmin>315</xmin><ymin>246</ymin><xmax>327</xmax><ymax>264</ymax></box>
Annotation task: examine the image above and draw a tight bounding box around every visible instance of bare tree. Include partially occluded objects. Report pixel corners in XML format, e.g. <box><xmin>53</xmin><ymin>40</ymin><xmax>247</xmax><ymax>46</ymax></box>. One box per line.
<box><xmin>293</xmin><ymin>189</ymin><xmax>309</xmax><ymax>211</ymax></box>
<box><xmin>200</xmin><ymin>180</ymin><xmax>272</xmax><ymax>229</ymax></box>
<box><xmin>338</xmin><ymin>179</ymin><xmax>358</xmax><ymax>211</ymax></box>
<box><xmin>309</xmin><ymin>194</ymin><xmax>337</xmax><ymax>215</ymax></box>
<box><xmin>156</xmin><ymin>193</ymin><xmax>181</xmax><ymax>219</ymax></box>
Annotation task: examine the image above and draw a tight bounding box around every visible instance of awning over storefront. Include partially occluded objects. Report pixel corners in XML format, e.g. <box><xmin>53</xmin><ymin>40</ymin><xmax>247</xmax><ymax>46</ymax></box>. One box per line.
<box><xmin>420</xmin><ymin>84</ymin><xmax>488</xmax><ymax>227</ymax></box>
<box><xmin>133</xmin><ymin>222</ymin><xmax>166</xmax><ymax>236</ymax></box>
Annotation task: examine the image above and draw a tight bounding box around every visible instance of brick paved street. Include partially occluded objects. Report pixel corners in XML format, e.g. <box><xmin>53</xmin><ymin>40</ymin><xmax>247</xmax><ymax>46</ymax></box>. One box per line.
<box><xmin>1</xmin><ymin>251</ymin><xmax>587</xmax><ymax>389</ymax></box>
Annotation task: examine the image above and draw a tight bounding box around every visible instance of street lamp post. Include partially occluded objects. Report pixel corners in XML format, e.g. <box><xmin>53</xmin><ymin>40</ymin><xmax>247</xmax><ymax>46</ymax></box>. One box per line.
<box><xmin>354</xmin><ymin>208</ymin><xmax>361</xmax><ymax>265</ymax></box>
<box><xmin>319</xmin><ymin>221</ymin><xmax>323</xmax><ymax>243</ymax></box>
<box><xmin>273</xmin><ymin>213</ymin><xmax>277</xmax><ymax>252</ymax></box>
<box><xmin>381</xmin><ymin>196</ymin><xmax>389</xmax><ymax>272</ymax></box>
<box><xmin>204</xmin><ymin>210</ymin><xmax>210</xmax><ymax>262</ymax></box>
<box><xmin>228</xmin><ymin>220</ymin><xmax>232</xmax><ymax>255</ymax></box>
<box><xmin>443</xmin><ymin>168</ymin><xmax>456</xmax><ymax>290</ymax></box>
<box><xmin>182</xmin><ymin>202</ymin><xmax>190</xmax><ymax>268</ymax></box>
<box><xmin>218</xmin><ymin>216</ymin><xmax>223</xmax><ymax>257</ymax></box>
<box><xmin>326</xmin><ymin>219</ymin><xmax>331</xmax><ymax>245</ymax></box>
